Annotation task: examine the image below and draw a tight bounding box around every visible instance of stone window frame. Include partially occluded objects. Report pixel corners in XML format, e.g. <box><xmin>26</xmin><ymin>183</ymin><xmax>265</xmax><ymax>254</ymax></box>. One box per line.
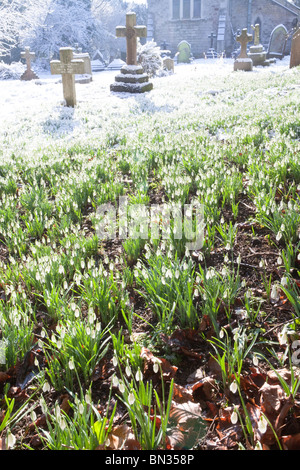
<box><xmin>170</xmin><ymin>0</ymin><xmax>202</xmax><ymax>20</ymax></box>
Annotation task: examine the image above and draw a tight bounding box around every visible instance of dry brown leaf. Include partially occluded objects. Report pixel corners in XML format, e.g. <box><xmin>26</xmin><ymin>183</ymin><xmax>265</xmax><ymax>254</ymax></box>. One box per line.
<box><xmin>259</xmin><ymin>382</ymin><xmax>284</xmax><ymax>415</ymax></box>
<box><xmin>172</xmin><ymin>383</ymin><xmax>193</xmax><ymax>404</ymax></box>
<box><xmin>281</xmin><ymin>433</ymin><xmax>300</xmax><ymax>450</ymax></box>
<box><xmin>0</xmin><ymin>372</ymin><xmax>10</xmax><ymax>384</ymax></box>
<box><xmin>106</xmin><ymin>424</ymin><xmax>131</xmax><ymax>450</ymax></box>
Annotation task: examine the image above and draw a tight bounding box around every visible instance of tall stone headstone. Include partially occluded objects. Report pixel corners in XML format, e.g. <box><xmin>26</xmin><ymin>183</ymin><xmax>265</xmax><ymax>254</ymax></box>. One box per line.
<box><xmin>267</xmin><ymin>24</ymin><xmax>288</xmax><ymax>59</ymax></box>
<box><xmin>290</xmin><ymin>27</ymin><xmax>300</xmax><ymax>68</ymax></box>
<box><xmin>50</xmin><ymin>47</ymin><xmax>85</xmax><ymax>107</ymax></box>
<box><xmin>110</xmin><ymin>12</ymin><xmax>153</xmax><ymax>93</ymax></box>
<box><xmin>176</xmin><ymin>40</ymin><xmax>192</xmax><ymax>63</ymax></box>
<box><xmin>20</xmin><ymin>47</ymin><xmax>39</xmax><ymax>81</ymax></box>
<box><xmin>233</xmin><ymin>28</ymin><xmax>253</xmax><ymax>71</ymax></box>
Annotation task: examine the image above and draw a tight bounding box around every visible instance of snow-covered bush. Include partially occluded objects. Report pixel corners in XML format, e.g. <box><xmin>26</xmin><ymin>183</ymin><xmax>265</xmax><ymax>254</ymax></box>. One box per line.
<box><xmin>137</xmin><ymin>40</ymin><xmax>163</xmax><ymax>77</ymax></box>
<box><xmin>0</xmin><ymin>61</ymin><xmax>25</xmax><ymax>80</ymax></box>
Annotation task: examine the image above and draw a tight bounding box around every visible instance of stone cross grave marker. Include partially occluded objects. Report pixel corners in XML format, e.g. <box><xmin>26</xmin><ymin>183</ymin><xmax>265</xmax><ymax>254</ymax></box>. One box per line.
<box><xmin>290</xmin><ymin>27</ymin><xmax>300</xmax><ymax>68</ymax></box>
<box><xmin>20</xmin><ymin>46</ymin><xmax>38</xmax><ymax>81</ymax></box>
<box><xmin>110</xmin><ymin>12</ymin><xmax>153</xmax><ymax>93</ymax></box>
<box><xmin>116</xmin><ymin>12</ymin><xmax>147</xmax><ymax>66</ymax></box>
<box><xmin>236</xmin><ymin>29</ymin><xmax>253</xmax><ymax>58</ymax></box>
<box><xmin>50</xmin><ymin>47</ymin><xmax>85</xmax><ymax>107</ymax></box>
<box><xmin>234</xmin><ymin>28</ymin><xmax>253</xmax><ymax>71</ymax></box>
<box><xmin>208</xmin><ymin>32</ymin><xmax>217</xmax><ymax>49</ymax></box>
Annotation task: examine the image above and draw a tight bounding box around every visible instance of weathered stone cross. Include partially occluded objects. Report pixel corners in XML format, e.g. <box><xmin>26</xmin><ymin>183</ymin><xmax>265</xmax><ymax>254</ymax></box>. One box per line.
<box><xmin>236</xmin><ymin>29</ymin><xmax>253</xmax><ymax>58</ymax></box>
<box><xmin>20</xmin><ymin>46</ymin><xmax>38</xmax><ymax>81</ymax></box>
<box><xmin>21</xmin><ymin>47</ymin><xmax>35</xmax><ymax>73</ymax></box>
<box><xmin>50</xmin><ymin>47</ymin><xmax>85</xmax><ymax>107</ymax></box>
<box><xmin>208</xmin><ymin>32</ymin><xmax>217</xmax><ymax>49</ymax></box>
<box><xmin>116</xmin><ymin>12</ymin><xmax>147</xmax><ymax>66</ymax></box>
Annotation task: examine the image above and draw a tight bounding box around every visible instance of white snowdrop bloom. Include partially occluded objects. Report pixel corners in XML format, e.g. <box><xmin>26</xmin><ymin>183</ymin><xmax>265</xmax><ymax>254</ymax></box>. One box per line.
<box><xmin>229</xmin><ymin>381</ymin><xmax>238</xmax><ymax>394</ymax></box>
<box><xmin>258</xmin><ymin>415</ymin><xmax>268</xmax><ymax>434</ymax></box>
<box><xmin>68</xmin><ymin>357</ymin><xmax>75</xmax><ymax>370</ymax></box>
<box><xmin>253</xmin><ymin>354</ymin><xmax>259</xmax><ymax>367</ymax></box>
<box><xmin>43</xmin><ymin>381</ymin><xmax>51</xmax><ymax>393</ymax></box>
<box><xmin>231</xmin><ymin>410</ymin><xmax>238</xmax><ymax>425</ymax></box>
<box><xmin>270</xmin><ymin>284</ymin><xmax>280</xmax><ymax>301</ymax></box>
<box><xmin>128</xmin><ymin>392</ymin><xmax>135</xmax><ymax>405</ymax></box>
<box><xmin>112</xmin><ymin>375</ymin><xmax>119</xmax><ymax>387</ymax></box>
<box><xmin>6</xmin><ymin>432</ymin><xmax>16</xmax><ymax>449</ymax></box>
<box><xmin>135</xmin><ymin>369</ymin><xmax>143</xmax><ymax>382</ymax></box>
<box><xmin>78</xmin><ymin>403</ymin><xmax>84</xmax><ymax>415</ymax></box>
<box><xmin>119</xmin><ymin>382</ymin><xmax>125</xmax><ymax>394</ymax></box>
<box><xmin>276</xmin><ymin>231</ymin><xmax>282</xmax><ymax>241</ymax></box>
<box><xmin>59</xmin><ymin>265</ymin><xmax>64</xmax><ymax>274</ymax></box>
<box><xmin>153</xmin><ymin>362</ymin><xmax>159</xmax><ymax>374</ymax></box>
<box><xmin>125</xmin><ymin>365</ymin><xmax>131</xmax><ymax>377</ymax></box>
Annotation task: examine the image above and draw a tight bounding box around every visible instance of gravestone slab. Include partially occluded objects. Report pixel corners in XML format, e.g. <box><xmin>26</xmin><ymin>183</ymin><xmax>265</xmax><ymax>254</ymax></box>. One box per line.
<box><xmin>20</xmin><ymin>47</ymin><xmax>39</xmax><ymax>81</ymax></box>
<box><xmin>163</xmin><ymin>57</ymin><xmax>174</xmax><ymax>73</ymax></box>
<box><xmin>267</xmin><ymin>24</ymin><xmax>288</xmax><ymax>59</ymax></box>
<box><xmin>176</xmin><ymin>40</ymin><xmax>192</xmax><ymax>63</ymax></box>
<box><xmin>73</xmin><ymin>51</ymin><xmax>92</xmax><ymax>83</ymax></box>
<box><xmin>110</xmin><ymin>12</ymin><xmax>153</xmax><ymax>93</ymax></box>
<box><xmin>50</xmin><ymin>47</ymin><xmax>85</xmax><ymax>107</ymax></box>
<box><xmin>290</xmin><ymin>27</ymin><xmax>300</xmax><ymax>68</ymax></box>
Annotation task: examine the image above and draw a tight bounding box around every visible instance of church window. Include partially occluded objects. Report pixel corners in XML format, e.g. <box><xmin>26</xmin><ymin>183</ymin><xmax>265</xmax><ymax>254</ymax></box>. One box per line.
<box><xmin>172</xmin><ymin>0</ymin><xmax>202</xmax><ymax>20</ymax></box>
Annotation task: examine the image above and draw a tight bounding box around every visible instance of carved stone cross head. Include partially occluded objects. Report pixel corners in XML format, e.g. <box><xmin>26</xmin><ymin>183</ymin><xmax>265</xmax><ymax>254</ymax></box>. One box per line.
<box><xmin>116</xmin><ymin>12</ymin><xmax>147</xmax><ymax>65</ymax></box>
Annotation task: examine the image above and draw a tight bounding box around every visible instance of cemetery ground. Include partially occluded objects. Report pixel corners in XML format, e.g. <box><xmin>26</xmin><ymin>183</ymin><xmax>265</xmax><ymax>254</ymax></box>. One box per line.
<box><xmin>0</xmin><ymin>56</ymin><xmax>300</xmax><ymax>451</ymax></box>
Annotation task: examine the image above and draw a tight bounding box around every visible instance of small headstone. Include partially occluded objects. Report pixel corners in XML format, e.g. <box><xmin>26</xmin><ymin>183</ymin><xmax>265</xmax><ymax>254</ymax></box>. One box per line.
<box><xmin>107</xmin><ymin>58</ymin><xmax>126</xmax><ymax>70</ymax></box>
<box><xmin>248</xmin><ymin>24</ymin><xmax>270</xmax><ymax>66</ymax></box>
<box><xmin>176</xmin><ymin>40</ymin><xmax>192</xmax><ymax>63</ymax></box>
<box><xmin>50</xmin><ymin>47</ymin><xmax>85</xmax><ymax>107</ymax></box>
<box><xmin>73</xmin><ymin>51</ymin><xmax>92</xmax><ymax>83</ymax></box>
<box><xmin>267</xmin><ymin>24</ymin><xmax>288</xmax><ymax>59</ymax></box>
<box><xmin>110</xmin><ymin>12</ymin><xmax>153</xmax><ymax>93</ymax></box>
<box><xmin>163</xmin><ymin>57</ymin><xmax>174</xmax><ymax>73</ymax></box>
<box><xmin>290</xmin><ymin>27</ymin><xmax>300</xmax><ymax>68</ymax></box>
<box><xmin>91</xmin><ymin>59</ymin><xmax>106</xmax><ymax>72</ymax></box>
<box><xmin>233</xmin><ymin>28</ymin><xmax>253</xmax><ymax>71</ymax></box>
<box><xmin>20</xmin><ymin>47</ymin><xmax>39</xmax><ymax>81</ymax></box>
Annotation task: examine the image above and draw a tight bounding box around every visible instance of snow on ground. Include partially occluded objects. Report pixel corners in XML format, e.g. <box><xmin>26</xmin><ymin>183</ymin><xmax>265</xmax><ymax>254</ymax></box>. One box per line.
<box><xmin>0</xmin><ymin>55</ymin><xmax>295</xmax><ymax>163</ymax></box>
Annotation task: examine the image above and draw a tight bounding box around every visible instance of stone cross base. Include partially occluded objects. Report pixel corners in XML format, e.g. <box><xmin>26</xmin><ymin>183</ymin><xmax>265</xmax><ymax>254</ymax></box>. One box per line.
<box><xmin>233</xmin><ymin>58</ymin><xmax>253</xmax><ymax>71</ymax></box>
<box><xmin>21</xmin><ymin>69</ymin><xmax>39</xmax><ymax>81</ymax></box>
<box><xmin>110</xmin><ymin>65</ymin><xmax>153</xmax><ymax>93</ymax></box>
<box><xmin>248</xmin><ymin>44</ymin><xmax>270</xmax><ymax>66</ymax></box>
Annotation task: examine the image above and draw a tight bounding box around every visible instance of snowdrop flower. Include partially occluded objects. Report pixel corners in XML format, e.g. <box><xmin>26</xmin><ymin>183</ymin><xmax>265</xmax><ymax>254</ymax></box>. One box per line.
<box><xmin>135</xmin><ymin>369</ymin><xmax>143</xmax><ymax>382</ymax></box>
<box><xmin>43</xmin><ymin>381</ymin><xmax>51</xmax><ymax>393</ymax></box>
<box><xmin>78</xmin><ymin>403</ymin><xmax>84</xmax><ymax>414</ymax></box>
<box><xmin>253</xmin><ymin>354</ymin><xmax>259</xmax><ymax>367</ymax></box>
<box><xmin>229</xmin><ymin>381</ymin><xmax>238</xmax><ymax>394</ymax></box>
<box><xmin>112</xmin><ymin>375</ymin><xmax>119</xmax><ymax>387</ymax></box>
<box><xmin>125</xmin><ymin>365</ymin><xmax>131</xmax><ymax>377</ymax></box>
<box><xmin>270</xmin><ymin>284</ymin><xmax>280</xmax><ymax>301</ymax></box>
<box><xmin>6</xmin><ymin>432</ymin><xmax>16</xmax><ymax>449</ymax></box>
<box><xmin>231</xmin><ymin>409</ymin><xmax>238</xmax><ymax>425</ymax></box>
<box><xmin>119</xmin><ymin>382</ymin><xmax>125</xmax><ymax>394</ymax></box>
<box><xmin>258</xmin><ymin>415</ymin><xmax>268</xmax><ymax>434</ymax></box>
<box><xmin>128</xmin><ymin>392</ymin><xmax>135</xmax><ymax>405</ymax></box>
<box><xmin>68</xmin><ymin>357</ymin><xmax>75</xmax><ymax>370</ymax></box>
